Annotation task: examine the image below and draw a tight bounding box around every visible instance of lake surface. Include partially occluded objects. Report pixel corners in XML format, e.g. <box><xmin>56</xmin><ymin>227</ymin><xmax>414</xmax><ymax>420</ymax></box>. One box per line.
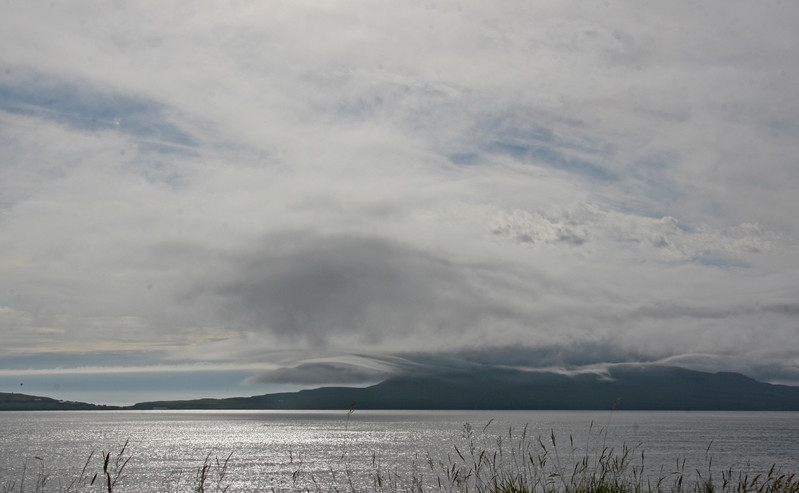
<box><xmin>1</xmin><ymin>410</ymin><xmax>797</xmax><ymax>491</ymax></box>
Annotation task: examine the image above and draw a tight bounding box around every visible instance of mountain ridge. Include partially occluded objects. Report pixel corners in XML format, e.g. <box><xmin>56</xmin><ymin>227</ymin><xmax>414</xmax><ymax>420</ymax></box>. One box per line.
<box><xmin>3</xmin><ymin>366</ymin><xmax>799</xmax><ymax>411</ymax></box>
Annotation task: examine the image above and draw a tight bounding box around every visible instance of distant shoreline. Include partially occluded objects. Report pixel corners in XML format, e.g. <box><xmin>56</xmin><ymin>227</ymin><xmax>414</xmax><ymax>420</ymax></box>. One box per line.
<box><xmin>4</xmin><ymin>365</ymin><xmax>799</xmax><ymax>412</ymax></box>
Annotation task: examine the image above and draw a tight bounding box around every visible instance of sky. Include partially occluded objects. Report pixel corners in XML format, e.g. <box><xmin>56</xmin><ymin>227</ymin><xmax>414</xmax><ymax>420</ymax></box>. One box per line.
<box><xmin>1</xmin><ymin>1</ymin><xmax>798</xmax><ymax>406</ymax></box>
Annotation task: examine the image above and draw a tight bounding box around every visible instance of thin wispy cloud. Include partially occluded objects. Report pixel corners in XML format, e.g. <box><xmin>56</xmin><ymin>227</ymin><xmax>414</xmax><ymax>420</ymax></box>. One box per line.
<box><xmin>1</xmin><ymin>1</ymin><xmax>798</xmax><ymax>403</ymax></box>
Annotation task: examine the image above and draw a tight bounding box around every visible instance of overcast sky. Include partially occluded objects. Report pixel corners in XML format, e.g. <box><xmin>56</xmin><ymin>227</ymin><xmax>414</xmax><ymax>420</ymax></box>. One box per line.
<box><xmin>1</xmin><ymin>1</ymin><xmax>798</xmax><ymax>405</ymax></box>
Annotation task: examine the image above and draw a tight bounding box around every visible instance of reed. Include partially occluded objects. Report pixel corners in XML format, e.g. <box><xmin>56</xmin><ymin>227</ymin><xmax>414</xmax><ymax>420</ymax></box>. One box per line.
<box><xmin>2</xmin><ymin>424</ymin><xmax>797</xmax><ymax>493</ymax></box>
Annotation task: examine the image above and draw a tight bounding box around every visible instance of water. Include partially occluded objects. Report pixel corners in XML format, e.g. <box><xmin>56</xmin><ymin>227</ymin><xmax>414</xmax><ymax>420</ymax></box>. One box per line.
<box><xmin>1</xmin><ymin>410</ymin><xmax>797</xmax><ymax>491</ymax></box>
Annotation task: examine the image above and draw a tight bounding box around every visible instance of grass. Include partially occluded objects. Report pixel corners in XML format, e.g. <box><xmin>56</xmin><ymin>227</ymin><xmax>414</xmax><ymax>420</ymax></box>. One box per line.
<box><xmin>2</xmin><ymin>422</ymin><xmax>798</xmax><ymax>493</ymax></box>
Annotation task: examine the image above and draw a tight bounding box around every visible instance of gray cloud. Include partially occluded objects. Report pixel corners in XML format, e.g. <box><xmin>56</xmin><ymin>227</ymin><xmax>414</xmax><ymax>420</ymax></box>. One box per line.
<box><xmin>447</xmin><ymin>343</ymin><xmax>655</xmax><ymax>370</ymax></box>
<box><xmin>239</xmin><ymin>343</ymin><xmax>799</xmax><ymax>387</ymax></box>
<box><xmin>185</xmin><ymin>233</ymin><xmax>534</xmax><ymax>347</ymax></box>
<box><xmin>244</xmin><ymin>362</ymin><xmax>393</xmax><ymax>386</ymax></box>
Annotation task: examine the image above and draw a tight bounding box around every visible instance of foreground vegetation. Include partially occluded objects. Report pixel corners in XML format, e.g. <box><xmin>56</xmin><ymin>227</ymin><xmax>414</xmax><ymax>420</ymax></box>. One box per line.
<box><xmin>3</xmin><ymin>422</ymin><xmax>798</xmax><ymax>493</ymax></box>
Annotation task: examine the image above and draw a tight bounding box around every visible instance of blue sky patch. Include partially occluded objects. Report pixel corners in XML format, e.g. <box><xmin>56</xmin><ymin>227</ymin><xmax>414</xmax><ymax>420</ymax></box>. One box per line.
<box><xmin>0</xmin><ymin>72</ymin><xmax>194</xmax><ymax>148</ymax></box>
<box><xmin>487</xmin><ymin>140</ymin><xmax>618</xmax><ymax>182</ymax></box>
<box><xmin>691</xmin><ymin>255</ymin><xmax>750</xmax><ymax>268</ymax></box>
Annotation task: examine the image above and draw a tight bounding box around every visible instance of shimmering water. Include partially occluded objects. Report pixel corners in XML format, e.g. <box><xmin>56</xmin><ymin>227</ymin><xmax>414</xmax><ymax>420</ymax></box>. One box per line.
<box><xmin>1</xmin><ymin>410</ymin><xmax>797</xmax><ymax>491</ymax></box>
